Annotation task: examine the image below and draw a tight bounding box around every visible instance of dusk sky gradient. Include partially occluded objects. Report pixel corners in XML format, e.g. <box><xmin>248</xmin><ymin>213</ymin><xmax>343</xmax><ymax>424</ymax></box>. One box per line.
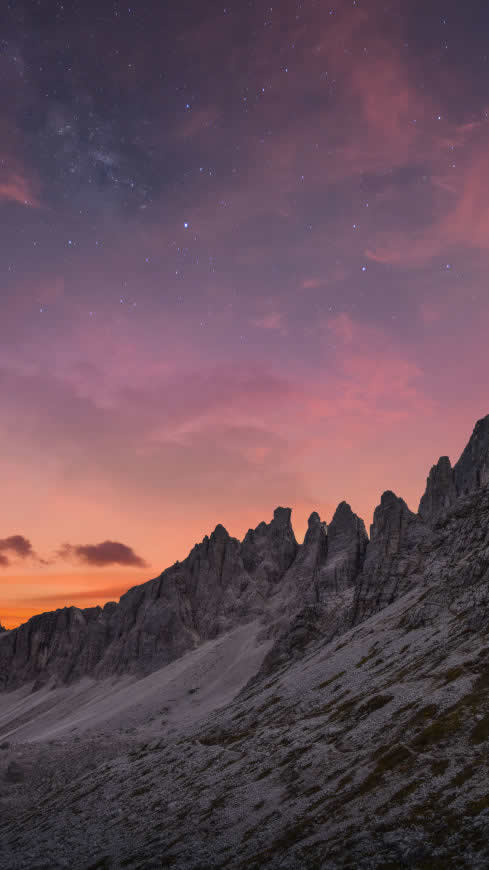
<box><xmin>1</xmin><ymin>0</ymin><xmax>489</xmax><ymax>628</ymax></box>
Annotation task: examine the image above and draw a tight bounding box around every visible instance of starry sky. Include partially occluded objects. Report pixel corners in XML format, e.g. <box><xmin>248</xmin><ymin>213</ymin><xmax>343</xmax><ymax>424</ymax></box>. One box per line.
<box><xmin>1</xmin><ymin>0</ymin><xmax>489</xmax><ymax>628</ymax></box>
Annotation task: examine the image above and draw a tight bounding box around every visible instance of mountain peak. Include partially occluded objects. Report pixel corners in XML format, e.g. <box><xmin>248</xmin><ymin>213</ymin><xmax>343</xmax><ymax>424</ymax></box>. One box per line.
<box><xmin>418</xmin><ymin>413</ymin><xmax>489</xmax><ymax>524</ymax></box>
<box><xmin>418</xmin><ymin>455</ymin><xmax>455</xmax><ymax>524</ymax></box>
<box><xmin>272</xmin><ymin>506</ymin><xmax>293</xmax><ymax>526</ymax></box>
<box><xmin>210</xmin><ymin>523</ymin><xmax>230</xmax><ymax>541</ymax></box>
<box><xmin>453</xmin><ymin>413</ymin><xmax>489</xmax><ymax>496</ymax></box>
<box><xmin>307</xmin><ymin>511</ymin><xmax>323</xmax><ymax>528</ymax></box>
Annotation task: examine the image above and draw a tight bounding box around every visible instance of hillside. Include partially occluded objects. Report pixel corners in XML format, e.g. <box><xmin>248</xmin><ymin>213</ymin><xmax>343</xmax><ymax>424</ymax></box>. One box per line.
<box><xmin>1</xmin><ymin>414</ymin><xmax>489</xmax><ymax>868</ymax></box>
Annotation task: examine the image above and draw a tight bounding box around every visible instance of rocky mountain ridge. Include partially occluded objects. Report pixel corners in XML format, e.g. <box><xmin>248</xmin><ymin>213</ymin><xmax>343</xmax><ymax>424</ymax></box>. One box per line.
<box><xmin>0</xmin><ymin>503</ymin><xmax>366</xmax><ymax>690</ymax></box>
<box><xmin>2</xmin><ymin>413</ymin><xmax>489</xmax><ymax>869</ymax></box>
<box><xmin>1</xmin><ymin>413</ymin><xmax>489</xmax><ymax>694</ymax></box>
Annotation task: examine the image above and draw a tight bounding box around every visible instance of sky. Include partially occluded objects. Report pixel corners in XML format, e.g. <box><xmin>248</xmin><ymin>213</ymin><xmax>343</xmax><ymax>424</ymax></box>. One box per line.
<box><xmin>1</xmin><ymin>0</ymin><xmax>488</xmax><ymax>628</ymax></box>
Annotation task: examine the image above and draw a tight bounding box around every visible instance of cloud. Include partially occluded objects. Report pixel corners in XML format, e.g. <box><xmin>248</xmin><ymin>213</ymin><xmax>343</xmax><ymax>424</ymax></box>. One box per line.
<box><xmin>0</xmin><ymin>174</ymin><xmax>37</xmax><ymax>207</ymax></box>
<box><xmin>0</xmin><ymin>535</ymin><xmax>39</xmax><ymax>567</ymax></box>
<box><xmin>0</xmin><ymin>153</ymin><xmax>39</xmax><ymax>207</ymax></box>
<box><xmin>59</xmin><ymin>541</ymin><xmax>148</xmax><ymax>568</ymax></box>
<box><xmin>251</xmin><ymin>311</ymin><xmax>287</xmax><ymax>333</ymax></box>
<box><xmin>364</xmin><ymin>121</ymin><xmax>489</xmax><ymax>267</ymax></box>
<box><xmin>323</xmin><ymin>312</ymin><xmax>433</xmax><ymax>425</ymax></box>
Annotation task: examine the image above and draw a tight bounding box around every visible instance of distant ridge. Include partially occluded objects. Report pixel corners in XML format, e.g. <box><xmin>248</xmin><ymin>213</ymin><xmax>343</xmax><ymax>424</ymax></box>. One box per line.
<box><xmin>1</xmin><ymin>413</ymin><xmax>489</xmax><ymax>692</ymax></box>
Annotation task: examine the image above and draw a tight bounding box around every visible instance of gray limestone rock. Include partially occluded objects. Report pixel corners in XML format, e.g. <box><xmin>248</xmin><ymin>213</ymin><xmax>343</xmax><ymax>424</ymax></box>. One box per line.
<box><xmin>317</xmin><ymin>501</ymin><xmax>368</xmax><ymax>598</ymax></box>
<box><xmin>3</xmin><ymin>411</ymin><xmax>489</xmax><ymax>696</ymax></box>
<box><xmin>0</xmin><ymin>509</ymin><xmax>300</xmax><ymax>689</ymax></box>
<box><xmin>418</xmin><ymin>455</ymin><xmax>457</xmax><ymax>524</ymax></box>
<box><xmin>453</xmin><ymin>414</ymin><xmax>489</xmax><ymax>495</ymax></box>
<box><xmin>351</xmin><ymin>491</ymin><xmax>428</xmax><ymax>625</ymax></box>
<box><xmin>418</xmin><ymin>415</ymin><xmax>489</xmax><ymax>525</ymax></box>
<box><xmin>240</xmin><ymin>506</ymin><xmax>299</xmax><ymax>591</ymax></box>
<box><xmin>351</xmin><ymin>417</ymin><xmax>489</xmax><ymax>628</ymax></box>
<box><xmin>276</xmin><ymin>512</ymin><xmax>328</xmax><ymax>611</ymax></box>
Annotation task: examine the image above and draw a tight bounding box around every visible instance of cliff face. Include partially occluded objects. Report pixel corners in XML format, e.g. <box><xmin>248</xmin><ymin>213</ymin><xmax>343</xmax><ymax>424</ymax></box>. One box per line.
<box><xmin>418</xmin><ymin>456</ymin><xmax>457</xmax><ymax>524</ymax></box>
<box><xmin>0</xmin><ymin>504</ymin><xmax>364</xmax><ymax>690</ymax></box>
<box><xmin>2</xmin><ymin>413</ymin><xmax>489</xmax><ymax>692</ymax></box>
<box><xmin>318</xmin><ymin>501</ymin><xmax>368</xmax><ymax>599</ymax></box>
<box><xmin>350</xmin><ymin>491</ymin><xmax>427</xmax><ymax>626</ymax></box>
<box><xmin>351</xmin><ymin>414</ymin><xmax>489</xmax><ymax>627</ymax></box>
<box><xmin>418</xmin><ymin>415</ymin><xmax>489</xmax><ymax>525</ymax></box>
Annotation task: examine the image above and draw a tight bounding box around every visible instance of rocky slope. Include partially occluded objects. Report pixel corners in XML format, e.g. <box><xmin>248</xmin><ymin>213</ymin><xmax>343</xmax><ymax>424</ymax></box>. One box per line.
<box><xmin>2</xmin><ymin>414</ymin><xmax>489</xmax><ymax>692</ymax></box>
<box><xmin>2</xmin><ymin>413</ymin><xmax>489</xmax><ymax>868</ymax></box>
<box><xmin>3</xmin><ymin>550</ymin><xmax>489</xmax><ymax>869</ymax></box>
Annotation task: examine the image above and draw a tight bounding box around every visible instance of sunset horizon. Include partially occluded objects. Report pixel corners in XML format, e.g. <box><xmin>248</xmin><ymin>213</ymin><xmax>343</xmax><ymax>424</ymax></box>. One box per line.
<box><xmin>2</xmin><ymin>409</ymin><xmax>487</xmax><ymax>629</ymax></box>
<box><xmin>3</xmin><ymin>1</ymin><xmax>489</xmax><ymax>633</ymax></box>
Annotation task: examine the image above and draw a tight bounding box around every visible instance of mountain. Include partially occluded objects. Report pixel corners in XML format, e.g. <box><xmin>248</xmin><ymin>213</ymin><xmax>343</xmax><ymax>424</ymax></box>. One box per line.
<box><xmin>0</xmin><ymin>502</ymin><xmax>366</xmax><ymax>690</ymax></box>
<box><xmin>2</xmin><ymin>413</ymin><xmax>489</xmax><ymax>869</ymax></box>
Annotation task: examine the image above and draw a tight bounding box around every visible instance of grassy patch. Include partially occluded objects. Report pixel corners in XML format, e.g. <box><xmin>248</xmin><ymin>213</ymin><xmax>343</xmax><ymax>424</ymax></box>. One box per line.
<box><xmin>317</xmin><ymin>670</ymin><xmax>346</xmax><ymax>689</ymax></box>
<box><xmin>130</xmin><ymin>784</ymin><xmax>152</xmax><ymax>798</ymax></box>
<box><xmin>471</xmin><ymin>713</ymin><xmax>489</xmax><ymax>743</ymax></box>
<box><xmin>330</xmin><ymin>696</ymin><xmax>361</xmax><ymax>722</ymax></box>
<box><xmin>209</xmin><ymin>793</ymin><xmax>227</xmax><ymax>810</ymax></box>
<box><xmin>408</xmin><ymin>703</ymin><xmax>439</xmax><ymax>728</ymax></box>
<box><xmin>355</xmin><ymin>648</ymin><xmax>378</xmax><ymax>668</ymax></box>
<box><xmin>302</xmin><ymin>699</ymin><xmax>337</xmax><ymax>720</ymax></box>
<box><xmin>466</xmin><ymin>793</ymin><xmax>489</xmax><ymax>816</ymax></box>
<box><xmin>411</xmin><ymin>707</ymin><xmax>464</xmax><ymax>750</ymax></box>
<box><xmin>389</xmin><ymin>778</ymin><xmax>421</xmax><ymax>804</ymax></box>
<box><xmin>431</xmin><ymin>758</ymin><xmax>450</xmax><ymax>776</ymax></box>
<box><xmin>265</xmin><ymin>816</ymin><xmax>313</xmax><ymax>852</ymax></box>
<box><xmin>449</xmin><ymin>763</ymin><xmax>477</xmax><ymax>788</ymax></box>
<box><xmin>337</xmin><ymin>772</ymin><xmax>353</xmax><ymax>788</ymax></box>
<box><xmin>438</xmin><ymin>664</ymin><xmax>465</xmax><ymax>683</ymax></box>
<box><xmin>302</xmin><ymin>783</ymin><xmax>322</xmax><ymax>796</ymax></box>
<box><xmin>356</xmin><ymin>745</ymin><xmax>412</xmax><ymax>797</ymax></box>
<box><xmin>357</xmin><ymin>694</ymin><xmax>394</xmax><ymax>717</ymax></box>
<box><xmin>255</xmin><ymin>766</ymin><xmax>273</xmax><ymax>781</ymax></box>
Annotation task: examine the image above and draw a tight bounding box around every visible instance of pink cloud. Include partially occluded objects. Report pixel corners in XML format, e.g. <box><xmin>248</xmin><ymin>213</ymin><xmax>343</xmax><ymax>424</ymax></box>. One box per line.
<box><xmin>0</xmin><ymin>172</ymin><xmax>38</xmax><ymax>207</ymax></box>
<box><xmin>251</xmin><ymin>311</ymin><xmax>287</xmax><ymax>333</ymax></box>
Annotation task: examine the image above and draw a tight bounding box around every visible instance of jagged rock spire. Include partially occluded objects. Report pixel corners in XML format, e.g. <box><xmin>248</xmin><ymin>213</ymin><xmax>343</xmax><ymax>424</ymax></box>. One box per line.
<box><xmin>453</xmin><ymin>414</ymin><xmax>489</xmax><ymax>496</ymax></box>
<box><xmin>317</xmin><ymin>501</ymin><xmax>368</xmax><ymax>598</ymax></box>
<box><xmin>240</xmin><ymin>506</ymin><xmax>298</xmax><ymax>585</ymax></box>
<box><xmin>418</xmin><ymin>456</ymin><xmax>456</xmax><ymax>524</ymax></box>
<box><xmin>418</xmin><ymin>414</ymin><xmax>489</xmax><ymax>524</ymax></box>
<box><xmin>351</xmin><ymin>490</ymin><xmax>425</xmax><ymax>625</ymax></box>
<box><xmin>370</xmin><ymin>491</ymin><xmax>417</xmax><ymax>554</ymax></box>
